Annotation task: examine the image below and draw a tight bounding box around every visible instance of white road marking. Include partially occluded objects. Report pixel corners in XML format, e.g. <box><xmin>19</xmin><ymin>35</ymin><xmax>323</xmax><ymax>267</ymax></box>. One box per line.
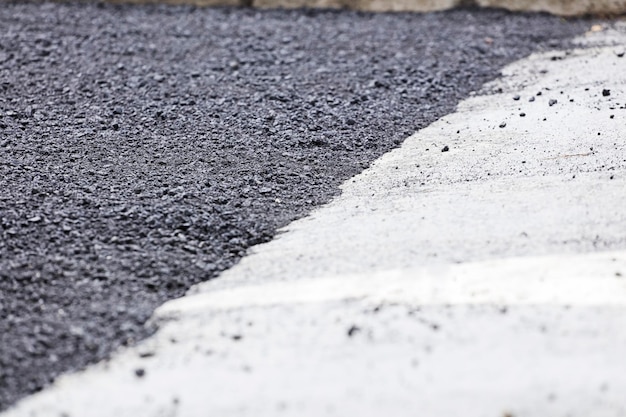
<box><xmin>160</xmin><ymin>252</ymin><xmax>626</xmax><ymax>314</ymax></box>
<box><xmin>4</xmin><ymin>23</ymin><xmax>626</xmax><ymax>417</ymax></box>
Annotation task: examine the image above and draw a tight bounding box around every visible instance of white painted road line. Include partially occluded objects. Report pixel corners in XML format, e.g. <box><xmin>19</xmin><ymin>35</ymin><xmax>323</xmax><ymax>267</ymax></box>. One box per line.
<box><xmin>4</xmin><ymin>23</ymin><xmax>626</xmax><ymax>417</ymax></box>
<box><xmin>160</xmin><ymin>252</ymin><xmax>626</xmax><ymax>314</ymax></box>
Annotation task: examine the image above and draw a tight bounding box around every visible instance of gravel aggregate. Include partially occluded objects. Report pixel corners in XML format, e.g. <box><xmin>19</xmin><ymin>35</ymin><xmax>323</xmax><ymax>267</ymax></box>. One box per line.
<box><xmin>0</xmin><ymin>2</ymin><xmax>589</xmax><ymax>409</ymax></box>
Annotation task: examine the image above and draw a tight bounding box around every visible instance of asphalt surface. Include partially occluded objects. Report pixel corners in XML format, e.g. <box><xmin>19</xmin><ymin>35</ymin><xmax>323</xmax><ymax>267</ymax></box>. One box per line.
<box><xmin>0</xmin><ymin>2</ymin><xmax>591</xmax><ymax>410</ymax></box>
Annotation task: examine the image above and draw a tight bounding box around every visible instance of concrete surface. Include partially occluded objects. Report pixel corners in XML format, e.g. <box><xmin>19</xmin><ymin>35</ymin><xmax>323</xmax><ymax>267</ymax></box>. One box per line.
<box><xmin>477</xmin><ymin>0</ymin><xmax>626</xmax><ymax>16</ymax></box>
<box><xmin>3</xmin><ymin>22</ymin><xmax>626</xmax><ymax>417</ymax></box>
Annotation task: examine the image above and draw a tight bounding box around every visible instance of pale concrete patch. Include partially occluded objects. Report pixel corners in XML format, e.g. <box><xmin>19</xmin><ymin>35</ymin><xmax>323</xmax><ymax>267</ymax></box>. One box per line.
<box><xmin>4</xmin><ymin>24</ymin><xmax>626</xmax><ymax>417</ymax></box>
<box><xmin>477</xmin><ymin>0</ymin><xmax>626</xmax><ymax>16</ymax></box>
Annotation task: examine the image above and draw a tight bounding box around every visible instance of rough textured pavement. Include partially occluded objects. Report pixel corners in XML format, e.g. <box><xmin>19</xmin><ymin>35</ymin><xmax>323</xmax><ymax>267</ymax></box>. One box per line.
<box><xmin>0</xmin><ymin>2</ymin><xmax>597</xmax><ymax>411</ymax></box>
<box><xmin>4</xmin><ymin>21</ymin><xmax>625</xmax><ymax>417</ymax></box>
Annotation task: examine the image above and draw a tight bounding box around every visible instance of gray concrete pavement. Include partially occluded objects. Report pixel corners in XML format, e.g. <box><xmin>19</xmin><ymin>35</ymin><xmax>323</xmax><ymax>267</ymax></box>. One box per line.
<box><xmin>4</xmin><ymin>22</ymin><xmax>626</xmax><ymax>417</ymax></box>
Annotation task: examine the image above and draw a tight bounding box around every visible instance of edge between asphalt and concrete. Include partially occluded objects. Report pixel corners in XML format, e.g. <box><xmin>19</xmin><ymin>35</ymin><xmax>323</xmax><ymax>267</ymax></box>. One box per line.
<box><xmin>96</xmin><ymin>0</ymin><xmax>626</xmax><ymax>16</ymax></box>
<box><xmin>4</xmin><ymin>22</ymin><xmax>626</xmax><ymax>417</ymax></box>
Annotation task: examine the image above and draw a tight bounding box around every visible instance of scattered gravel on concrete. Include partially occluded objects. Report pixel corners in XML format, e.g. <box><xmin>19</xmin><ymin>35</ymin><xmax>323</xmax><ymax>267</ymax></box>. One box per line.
<box><xmin>0</xmin><ymin>2</ymin><xmax>590</xmax><ymax>410</ymax></box>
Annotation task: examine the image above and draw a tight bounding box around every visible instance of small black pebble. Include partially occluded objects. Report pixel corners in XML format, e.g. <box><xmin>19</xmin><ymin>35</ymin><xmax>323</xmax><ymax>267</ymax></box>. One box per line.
<box><xmin>513</xmin><ymin>95</ymin><xmax>520</xmax><ymax>101</ymax></box>
<box><xmin>499</xmin><ymin>122</ymin><xmax>507</xmax><ymax>128</ymax></box>
<box><xmin>529</xmin><ymin>96</ymin><xmax>535</xmax><ymax>102</ymax></box>
<box><xmin>520</xmin><ymin>112</ymin><xmax>526</xmax><ymax>117</ymax></box>
<box><xmin>610</xmin><ymin>115</ymin><xmax>615</xmax><ymax>119</ymax></box>
<box><xmin>537</xmin><ymin>91</ymin><xmax>542</xmax><ymax>96</ymax></box>
<box><xmin>135</xmin><ymin>368</ymin><xmax>145</xmax><ymax>378</ymax></box>
<box><xmin>441</xmin><ymin>145</ymin><xmax>449</xmax><ymax>152</ymax></box>
<box><xmin>231</xmin><ymin>334</ymin><xmax>242</xmax><ymax>341</ymax></box>
<box><xmin>549</xmin><ymin>99</ymin><xmax>557</xmax><ymax>106</ymax></box>
<box><xmin>617</xmin><ymin>51</ymin><xmax>625</xmax><ymax>58</ymax></box>
<box><xmin>603</xmin><ymin>89</ymin><xmax>611</xmax><ymax>97</ymax></box>
<box><xmin>347</xmin><ymin>325</ymin><xmax>361</xmax><ymax>337</ymax></box>
<box><xmin>610</xmin><ymin>175</ymin><xmax>614</xmax><ymax>180</ymax></box>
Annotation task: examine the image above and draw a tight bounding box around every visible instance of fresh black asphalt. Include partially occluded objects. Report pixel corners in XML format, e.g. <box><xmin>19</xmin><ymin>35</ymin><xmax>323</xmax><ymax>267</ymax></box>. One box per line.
<box><xmin>0</xmin><ymin>2</ymin><xmax>590</xmax><ymax>409</ymax></box>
